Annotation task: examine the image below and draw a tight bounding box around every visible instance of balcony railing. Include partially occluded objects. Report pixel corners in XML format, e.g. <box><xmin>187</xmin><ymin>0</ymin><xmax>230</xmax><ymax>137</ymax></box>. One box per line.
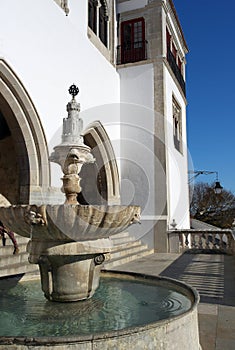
<box><xmin>167</xmin><ymin>48</ymin><xmax>186</xmax><ymax>96</ymax></box>
<box><xmin>117</xmin><ymin>40</ymin><xmax>148</xmax><ymax>65</ymax></box>
<box><xmin>168</xmin><ymin>229</ymin><xmax>235</xmax><ymax>255</ymax></box>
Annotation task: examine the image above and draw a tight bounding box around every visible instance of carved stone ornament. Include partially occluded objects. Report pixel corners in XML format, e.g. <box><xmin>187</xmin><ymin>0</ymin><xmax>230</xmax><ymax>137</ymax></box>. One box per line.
<box><xmin>61</xmin><ymin>0</ymin><xmax>69</xmax><ymax>16</ymax></box>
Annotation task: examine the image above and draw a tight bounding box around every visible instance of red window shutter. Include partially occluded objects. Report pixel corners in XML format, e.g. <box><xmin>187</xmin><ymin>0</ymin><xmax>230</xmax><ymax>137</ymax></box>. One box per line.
<box><xmin>172</xmin><ymin>42</ymin><xmax>177</xmax><ymax>59</ymax></box>
<box><xmin>120</xmin><ymin>18</ymin><xmax>146</xmax><ymax>64</ymax></box>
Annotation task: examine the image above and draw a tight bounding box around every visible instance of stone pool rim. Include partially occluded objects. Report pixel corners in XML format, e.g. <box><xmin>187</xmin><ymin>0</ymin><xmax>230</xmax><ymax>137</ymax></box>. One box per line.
<box><xmin>0</xmin><ymin>270</ymin><xmax>200</xmax><ymax>346</ymax></box>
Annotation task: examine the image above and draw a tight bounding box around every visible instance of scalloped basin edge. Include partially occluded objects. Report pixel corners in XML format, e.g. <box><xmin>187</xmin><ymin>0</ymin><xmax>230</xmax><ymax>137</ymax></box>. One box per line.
<box><xmin>0</xmin><ymin>204</ymin><xmax>141</xmax><ymax>241</ymax></box>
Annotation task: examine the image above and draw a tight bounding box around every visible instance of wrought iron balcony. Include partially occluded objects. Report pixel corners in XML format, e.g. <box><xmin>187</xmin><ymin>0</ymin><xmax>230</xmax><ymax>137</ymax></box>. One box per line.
<box><xmin>167</xmin><ymin>47</ymin><xmax>186</xmax><ymax>96</ymax></box>
<box><xmin>117</xmin><ymin>40</ymin><xmax>148</xmax><ymax>65</ymax></box>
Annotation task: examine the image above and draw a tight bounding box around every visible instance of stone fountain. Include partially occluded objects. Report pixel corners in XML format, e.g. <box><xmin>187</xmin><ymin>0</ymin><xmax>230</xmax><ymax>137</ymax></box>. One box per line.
<box><xmin>0</xmin><ymin>85</ymin><xmax>140</xmax><ymax>302</ymax></box>
<box><xmin>0</xmin><ymin>86</ymin><xmax>201</xmax><ymax>349</ymax></box>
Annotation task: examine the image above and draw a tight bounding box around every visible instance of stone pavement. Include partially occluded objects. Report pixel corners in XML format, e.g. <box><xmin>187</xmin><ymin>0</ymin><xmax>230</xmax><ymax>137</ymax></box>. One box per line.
<box><xmin>109</xmin><ymin>253</ymin><xmax>235</xmax><ymax>350</ymax></box>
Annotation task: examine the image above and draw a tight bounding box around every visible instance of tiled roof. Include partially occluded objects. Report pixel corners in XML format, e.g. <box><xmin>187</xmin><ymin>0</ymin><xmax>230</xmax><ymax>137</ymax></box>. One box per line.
<box><xmin>190</xmin><ymin>218</ymin><xmax>221</xmax><ymax>231</ymax></box>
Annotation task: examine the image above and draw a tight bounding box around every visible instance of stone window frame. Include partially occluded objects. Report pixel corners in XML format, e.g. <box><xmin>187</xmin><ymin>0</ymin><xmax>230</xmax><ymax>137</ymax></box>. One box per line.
<box><xmin>172</xmin><ymin>96</ymin><xmax>183</xmax><ymax>154</ymax></box>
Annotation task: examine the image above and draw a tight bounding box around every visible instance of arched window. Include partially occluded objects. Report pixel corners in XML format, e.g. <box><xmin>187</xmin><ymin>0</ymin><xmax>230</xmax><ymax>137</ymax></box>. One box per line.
<box><xmin>88</xmin><ymin>0</ymin><xmax>109</xmax><ymax>48</ymax></box>
<box><xmin>88</xmin><ymin>0</ymin><xmax>97</xmax><ymax>34</ymax></box>
<box><xmin>172</xmin><ymin>97</ymin><xmax>182</xmax><ymax>153</ymax></box>
<box><xmin>99</xmin><ymin>1</ymin><xmax>108</xmax><ymax>46</ymax></box>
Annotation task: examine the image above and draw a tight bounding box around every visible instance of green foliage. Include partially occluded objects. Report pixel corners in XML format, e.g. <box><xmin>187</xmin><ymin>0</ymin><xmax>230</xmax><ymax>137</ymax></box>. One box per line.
<box><xmin>190</xmin><ymin>182</ymin><xmax>235</xmax><ymax>228</ymax></box>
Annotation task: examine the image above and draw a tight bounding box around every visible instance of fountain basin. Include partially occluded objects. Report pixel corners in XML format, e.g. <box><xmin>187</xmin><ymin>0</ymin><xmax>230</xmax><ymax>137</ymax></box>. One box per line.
<box><xmin>0</xmin><ymin>204</ymin><xmax>141</xmax><ymax>241</ymax></box>
<box><xmin>0</xmin><ymin>204</ymin><xmax>141</xmax><ymax>301</ymax></box>
<box><xmin>0</xmin><ymin>271</ymin><xmax>200</xmax><ymax>350</ymax></box>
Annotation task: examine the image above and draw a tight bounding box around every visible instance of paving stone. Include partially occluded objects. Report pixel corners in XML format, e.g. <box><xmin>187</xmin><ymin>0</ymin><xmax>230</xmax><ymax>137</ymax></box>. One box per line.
<box><xmin>198</xmin><ymin>303</ymin><xmax>218</xmax><ymax>315</ymax></box>
<box><xmin>216</xmin><ymin>338</ymin><xmax>235</xmax><ymax>350</ymax></box>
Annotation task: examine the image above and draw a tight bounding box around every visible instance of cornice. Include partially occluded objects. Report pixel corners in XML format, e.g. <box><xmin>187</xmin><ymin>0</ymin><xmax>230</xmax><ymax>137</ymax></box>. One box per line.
<box><xmin>164</xmin><ymin>0</ymin><xmax>188</xmax><ymax>53</ymax></box>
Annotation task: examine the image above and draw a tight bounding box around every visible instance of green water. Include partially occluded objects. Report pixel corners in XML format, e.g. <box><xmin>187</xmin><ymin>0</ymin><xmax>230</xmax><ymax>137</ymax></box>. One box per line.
<box><xmin>0</xmin><ymin>277</ymin><xmax>191</xmax><ymax>337</ymax></box>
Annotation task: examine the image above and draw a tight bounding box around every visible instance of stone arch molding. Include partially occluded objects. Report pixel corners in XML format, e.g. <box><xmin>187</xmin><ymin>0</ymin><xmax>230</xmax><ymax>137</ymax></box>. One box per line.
<box><xmin>83</xmin><ymin>120</ymin><xmax>120</xmax><ymax>205</ymax></box>
<box><xmin>0</xmin><ymin>59</ymin><xmax>50</xmax><ymax>204</ymax></box>
<box><xmin>100</xmin><ymin>0</ymin><xmax>108</xmax><ymax>16</ymax></box>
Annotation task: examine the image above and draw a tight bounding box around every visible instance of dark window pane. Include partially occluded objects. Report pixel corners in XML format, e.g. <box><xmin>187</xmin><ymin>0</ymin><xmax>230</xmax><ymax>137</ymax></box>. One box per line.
<box><xmin>99</xmin><ymin>4</ymin><xmax>108</xmax><ymax>47</ymax></box>
<box><xmin>88</xmin><ymin>0</ymin><xmax>97</xmax><ymax>34</ymax></box>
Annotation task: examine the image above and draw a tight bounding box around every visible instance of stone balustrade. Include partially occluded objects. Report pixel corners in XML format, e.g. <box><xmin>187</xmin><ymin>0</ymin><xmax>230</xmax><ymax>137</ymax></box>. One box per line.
<box><xmin>168</xmin><ymin>229</ymin><xmax>235</xmax><ymax>255</ymax></box>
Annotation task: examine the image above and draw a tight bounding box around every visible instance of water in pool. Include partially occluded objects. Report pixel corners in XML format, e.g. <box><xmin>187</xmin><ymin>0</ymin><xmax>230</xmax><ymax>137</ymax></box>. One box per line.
<box><xmin>0</xmin><ymin>276</ymin><xmax>192</xmax><ymax>337</ymax></box>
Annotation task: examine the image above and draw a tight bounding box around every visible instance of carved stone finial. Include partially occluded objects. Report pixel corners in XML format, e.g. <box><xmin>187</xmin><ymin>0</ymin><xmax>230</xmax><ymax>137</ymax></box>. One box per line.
<box><xmin>68</xmin><ymin>84</ymin><xmax>79</xmax><ymax>99</ymax></box>
<box><xmin>49</xmin><ymin>85</ymin><xmax>95</xmax><ymax>204</ymax></box>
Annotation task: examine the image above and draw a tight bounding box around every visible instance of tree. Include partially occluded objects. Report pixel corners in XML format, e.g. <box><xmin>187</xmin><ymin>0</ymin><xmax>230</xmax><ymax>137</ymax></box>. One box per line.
<box><xmin>190</xmin><ymin>182</ymin><xmax>235</xmax><ymax>228</ymax></box>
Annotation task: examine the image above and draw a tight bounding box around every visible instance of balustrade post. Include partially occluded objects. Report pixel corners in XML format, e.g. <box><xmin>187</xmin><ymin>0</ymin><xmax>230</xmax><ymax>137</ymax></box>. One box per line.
<box><xmin>184</xmin><ymin>233</ymin><xmax>189</xmax><ymax>249</ymax></box>
<box><xmin>198</xmin><ymin>234</ymin><xmax>203</xmax><ymax>249</ymax></box>
<box><xmin>232</xmin><ymin>219</ymin><xmax>235</xmax><ymax>254</ymax></box>
<box><xmin>191</xmin><ymin>234</ymin><xmax>196</xmax><ymax>248</ymax></box>
<box><xmin>168</xmin><ymin>231</ymin><xmax>181</xmax><ymax>253</ymax></box>
<box><xmin>212</xmin><ymin>234</ymin><xmax>217</xmax><ymax>250</ymax></box>
<box><xmin>219</xmin><ymin>233</ymin><xmax>224</xmax><ymax>250</ymax></box>
<box><xmin>205</xmin><ymin>233</ymin><xmax>210</xmax><ymax>249</ymax></box>
<box><xmin>227</xmin><ymin>233</ymin><xmax>232</xmax><ymax>254</ymax></box>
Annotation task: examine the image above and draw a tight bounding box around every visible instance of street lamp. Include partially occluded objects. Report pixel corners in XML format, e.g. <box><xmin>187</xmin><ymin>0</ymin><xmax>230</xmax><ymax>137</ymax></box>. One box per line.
<box><xmin>214</xmin><ymin>180</ymin><xmax>223</xmax><ymax>194</ymax></box>
<box><xmin>188</xmin><ymin>170</ymin><xmax>223</xmax><ymax>194</ymax></box>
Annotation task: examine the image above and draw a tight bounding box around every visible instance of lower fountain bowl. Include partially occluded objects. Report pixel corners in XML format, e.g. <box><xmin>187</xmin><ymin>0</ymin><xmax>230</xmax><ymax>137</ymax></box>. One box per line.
<box><xmin>0</xmin><ymin>271</ymin><xmax>200</xmax><ymax>350</ymax></box>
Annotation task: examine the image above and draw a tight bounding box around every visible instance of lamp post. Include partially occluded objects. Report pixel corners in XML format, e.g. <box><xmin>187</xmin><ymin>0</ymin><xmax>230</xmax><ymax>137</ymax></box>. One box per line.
<box><xmin>188</xmin><ymin>170</ymin><xmax>223</xmax><ymax>194</ymax></box>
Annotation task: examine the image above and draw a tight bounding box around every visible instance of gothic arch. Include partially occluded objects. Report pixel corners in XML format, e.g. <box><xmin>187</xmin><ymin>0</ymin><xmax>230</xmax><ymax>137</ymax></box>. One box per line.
<box><xmin>0</xmin><ymin>59</ymin><xmax>50</xmax><ymax>204</ymax></box>
<box><xmin>82</xmin><ymin>120</ymin><xmax>120</xmax><ymax>205</ymax></box>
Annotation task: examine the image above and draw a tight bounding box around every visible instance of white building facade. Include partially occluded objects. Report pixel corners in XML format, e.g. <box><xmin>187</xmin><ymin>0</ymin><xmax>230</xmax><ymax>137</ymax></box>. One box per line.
<box><xmin>0</xmin><ymin>0</ymin><xmax>190</xmax><ymax>252</ymax></box>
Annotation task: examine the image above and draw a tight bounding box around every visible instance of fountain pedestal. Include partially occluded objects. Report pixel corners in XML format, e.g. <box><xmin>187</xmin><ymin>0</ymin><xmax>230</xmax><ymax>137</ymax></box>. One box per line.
<box><xmin>23</xmin><ymin>206</ymin><xmax>121</xmax><ymax>302</ymax></box>
<box><xmin>36</xmin><ymin>239</ymin><xmax>111</xmax><ymax>301</ymax></box>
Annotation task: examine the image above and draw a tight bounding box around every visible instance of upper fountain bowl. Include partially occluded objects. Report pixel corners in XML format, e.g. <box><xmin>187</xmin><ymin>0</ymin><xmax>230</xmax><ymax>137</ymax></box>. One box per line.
<box><xmin>0</xmin><ymin>204</ymin><xmax>141</xmax><ymax>242</ymax></box>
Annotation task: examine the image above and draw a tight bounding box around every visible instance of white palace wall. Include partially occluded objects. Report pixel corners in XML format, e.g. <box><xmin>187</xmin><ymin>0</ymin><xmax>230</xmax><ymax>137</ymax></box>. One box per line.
<box><xmin>164</xmin><ymin>67</ymin><xmax>190</xmax><ymax>229</ymax></box>
<box><xmin>0</xmin><ymin>0</ymin><xmax>120</xmax><ymax>183</ymax></box>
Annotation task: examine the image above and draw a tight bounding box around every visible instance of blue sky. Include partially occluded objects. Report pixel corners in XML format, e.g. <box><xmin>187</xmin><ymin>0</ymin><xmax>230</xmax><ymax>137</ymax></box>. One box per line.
<box><xmin>173</xmin><ymin>0</ymin><xmax>235</xmax><ymax>193</ymax></box>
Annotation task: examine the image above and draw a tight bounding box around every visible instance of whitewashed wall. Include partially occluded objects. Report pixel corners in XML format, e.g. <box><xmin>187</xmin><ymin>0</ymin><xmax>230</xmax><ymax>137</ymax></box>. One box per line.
<box><xmin>164</xmin><ymin>67</ymin><xmax>190</xmax><ymax>229</ymax></box>
<box><xmin>118</xmin><ymin>61</ymin><xmax>190</xmax><ymax>238</ymax></box>
<box><xmin>118</xmin><ymin>63</ymin><xmax>155</xmax><ymax>212</ymax></box>
<box><xmin>118</xmin><ymin>63</ymin><xmax>159</xmax><ymax>245</ymax></box>
<box><xmin>0</xmin><ymin>0</ymin><xmax>121</xmax><ymax>186</ymax></box>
